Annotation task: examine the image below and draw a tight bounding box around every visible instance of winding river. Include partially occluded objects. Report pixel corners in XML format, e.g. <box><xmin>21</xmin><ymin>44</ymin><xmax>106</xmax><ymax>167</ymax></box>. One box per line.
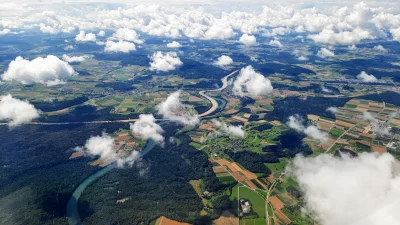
<box><xmin>66</xmin><ymin>70</ymin><xmax>238</xmax><ymax>225</ymax></box>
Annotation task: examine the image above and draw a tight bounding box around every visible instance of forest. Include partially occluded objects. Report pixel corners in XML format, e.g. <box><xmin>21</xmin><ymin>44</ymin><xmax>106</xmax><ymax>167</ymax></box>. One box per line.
<box><xmin>0</xmin><ymin>123</ymin><xmax>124</xmax><ymax>225</ymax></box>
<box><xmin>79</xmin><ymin>124</ymin><xmax>231</xmax><ymax>225</ymax></box>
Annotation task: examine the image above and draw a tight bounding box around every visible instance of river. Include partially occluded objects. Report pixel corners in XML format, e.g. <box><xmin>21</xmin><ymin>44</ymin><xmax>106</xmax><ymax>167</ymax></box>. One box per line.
<box><xmin>66</xmin><ymin>139</ymin><xmax>157</xmax><ymax>225</ymax></box>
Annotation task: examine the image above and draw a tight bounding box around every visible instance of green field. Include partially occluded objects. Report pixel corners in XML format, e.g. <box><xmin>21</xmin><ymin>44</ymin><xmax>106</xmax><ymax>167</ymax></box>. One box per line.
<box><xmin>265</xmin><ymin>158</ymin><xmax>289</xmax><ymax>172</ymax></box>
<box><xmin>189</xmin><ymin>142</ymin><xmax>203</xmax><ymax>150</ymax></box>
<box><xmin>239</xmin><ymin>186</ymin><xmax>266</xmax><ymax>218</ymax></box>
<box><xmin>329</xmin><ymin>127</ymin><xmax>345</xmax><ymax>137</ymax></box>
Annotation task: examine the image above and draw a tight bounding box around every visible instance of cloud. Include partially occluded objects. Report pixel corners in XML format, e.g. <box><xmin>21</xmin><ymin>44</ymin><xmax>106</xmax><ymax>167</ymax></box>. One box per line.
<box><xmin>232</xmin><ymin>65</ymin><xmax>273</xmax><ymax>97</ymax></box>
<box><xmin>239</xmin><ymin>34</ymin><xmax>257</xmax><ymax>46</ymax></box>
<box><xmin>0</xmin><ymin>94</ymin><xmax>40</xmax><ymax>127</ymax></box>
<box><xmin>269</xmin><ymin>39</ymin><xmax>282</xmax><ymax>47</ymax></box>
<box><xmin>0</xmin><ymin>29</ymin><xmax>11</xmax><ymax>35</ymax></box>
<box><xmin>214</xmin><ymin>55</ymin><xmax>233</xmax><ymax>66</ymax></box>
<box><xmin>75</xmin><ymin>30</ymin><xmax>96</xmax><ymax>42</ymax></box>
<box><xmin>308</xmin><ymin>28</ymin><xmax>373</xmax><ymax>45</ymax></box>
<box><xmin>39</xmin><ymin>23</ymin><xmax>58</xmax><ymax>34</ymax></box>
<box><xmin>130</xmin><ymin>114</ymin><xmax>165</xmax><ymax>145</ymax></box>
<box><xmin>348</xmin><ymin>44</ymin><xmax>357</xmax><ymax>50</ymax></box>
<box><xmin>373</xmin><ymin>45</ymin><xmax>388</xmax><ymax>53</ymax></box>
<box><xmin>149</xmin><ymin>51</ymin><xmax>182</xmax><ymax>72</ymax></box>
<box><xmin>357</xmin><ymin>71</ymin><xmax>377</xmax><ymax>82</ymax></box>
<box><xmin>204</xmin><ymin>26</ymin><xmax>235</xmax><ymax>40</ymax></box>
<box><xmin>211</xmin><ymin>119</ymin><xmax>246</xmax><ymax>138</ymax></box>
<box><xmin>98</xmin><ymin>30</ymin><xmax>105</xmax><ymax>37</ymax></box>
<box><xmin>1</xmin><ymin>55</ymin><xmax>75</xmax><ymax>86</ymax></box>
<box><xmin>390</xmin><ymin>28</ymin><xmax>400</xmax><ymax>41</ymax></box>
<box><xmin>326</xmin><ymin>106</ymin><xmax>339</xmax><ymax>114</ymax></box>
<box><xmin>104</xmin><ymin>40</ymin><xmax>136</xmax><ymax>53</ymax></box>
<box><xmin>62</xmin><ymin>54</ymin><xmax>90</xmax><ymax>63</ymax></box>
<box><xmin>362</xmin><ymin>111</ymin><xmax>390</xmax><ymax>135</ymax></box>
<box><xmin>74</xmin><ymin>132</ymin><xmax>142</xmax><ymax>168</ymax></box>
<box><xmin>156</xmin><ymin>90</ymin><xmax>199</xmax><ymax>126</ymax></box>
<box><xmin>322</xmin><ymin>86</ymin><xmax>332</xmax><ymax>93</ymax></box>
<box><xmin>166</xmin><ymin>41</ymin><xmax>182</xmax><ymax>48</ymax></box>
<box><xmin>63</xmin><ymin>45</ymin><xmax>74</xmax><ymax>50</ymax></box>
<box><xmin>287</xmin><ymin>115</ymin><xmax>328</xmax><ymax>143</ymax></box>
<box><xmin>317</xmin><ymin>48</ymin><xmax>335</xmax><ymax>58</ymax></box>
<box><xmin>287</xmin><ymin>153</ymin><xmax>400</xmax><ymax>225</ymax></box>
<box><xmin>110</xmin><ymin>28</ymin><xmax>143</xmax><ymax>44</ymax></box>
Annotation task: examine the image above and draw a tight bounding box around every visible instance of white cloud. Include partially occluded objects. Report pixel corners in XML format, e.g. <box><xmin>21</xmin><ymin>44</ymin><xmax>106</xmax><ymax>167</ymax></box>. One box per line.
<box><xmin>149</xmin><ymin>51</ymin><xmax>182</xmax><ymax>72</ymax></box>
<box><xmin>130</xmin><ymin>114</ymin><xmax>165</xmax><ymax>145</ymax></box>
<box><xmin>269</xmin><ymin>39</ymin><xmax>282</xmax><ymax>47</ymax></box>
<box><xmin>63</xmin><ymin>45</ymin><xmax>74</xmax><ymax>50</ymax></box>
<box><xmin>98</xmin><ymin>30</ymin><xmax>105</xmax><ymax>37</ymax></box>
<box><xmin>373</xmin><ymin>45</ymin><xmax>388</xmax><ymax>53</ymax></box>
<box><xmin>326</xmin><ymin>106</ymin><xmax>339</xmax><ymax>114</ymax></box>
<box><xmin>1</xmin><ymin>55</ymin><xmax>75</xmax><ymax>86</ymax></box>
<box><xmin>287</xmin><ymin>115</ymin><xmax>328</xmax><ymax>143</ymax></box>
<box><xmin>110</xmin><ymin>28</ymin><xmax>143</xmax><ymax>44</ymax></box>
<box><xmin>75</xmin><ymin>132</ymin><xmax>142</xmax><ymax>168</ymax></box>
<box><xmin>297</xmin><ymin>56</ymin><xmax>308</xmax><ymax>61</ymax></box>
<box><xmin>362</xmin><ymin>111</ymin><xmax>390</xmax><ymax>135</ymax></box>
<box><xmin>214</xmin><ymin>55</ymin><xmax>233</xmax><ymax>66</ymax></box>
<box><xmin>166</xmin><ymin>41</ymin><xmax>182</xmax><ymax>48</ymax></box>
<box><xmin>317</xmin><ymin>48</ymin><xmax>335</xmax><ymax>58</ymax></box>
<box><xmin>104</xmin><ymin>40</ymin><xmax>136</xmax><ymax>53</ymax></box>
<box><xmin>39</xmin><ymin>23</ymin><xmax>58</xmax><ymax>34</ymax></box>
<box><xmin>211</xmin><ymin>119</ymin><xmax>246</xmax><ymax>138</ymax></box>
<box><xmin>0</xmin><ymin>94</ymin><xmax>40</xmax><ymax>127</ymax></box>
<box><xmin>348</xmin><ymin>44</ymin><xmax>357</xmax><ymax>50</ymax></box>
<box><xmin>322</xmin><ymin>86</ymin><xmax>332</xmax><ymax>93</ymax></box>
<box><xmin>204</xmin><ymin>26</ymin><xmax>235</xmax><ymax>40</ymax></box>
<box><xmin>0</xmin><ymin>29</ymin><xmax>10</xmax><ymax>35</ymax></box>
<box><xmin>75</xmin><ymin>30</ymin><xmax>96</xmax><ymax>42</ymax></box>
<box><xmin>239</xmin><ymin>34</ymin><xmax>257</xmax><ymax>46</ymax></box>
<box><xmin>62</xmin><ymin>54</ymin><xmax>90</xmax><ymax>63</ymax></box>
<box><xmin>308</xmin><ymin>28</ymin><xmax>373</xmax><ymax>45</ymax></box>
<box><xmin>287</xmin><ymin>153</ymin><xmax>400</xmax><ymax>225</ymax></box>
<box><xmin>304</xmin><ymin>126</ymin><xmax>328</xmax><ymax>143</ymax></box>
<box><xmin>232</xmin><ymin>65</ymin><xmax>273</xmax><ymax>97</ymax></box>
<box><xmin>156</xmin><ymin>90</ymin><xmax>199</xmax><ymax>126</ymax></box>
<box><xmin>390</xmin><ymin>28</ymin><xmax>400</xmax><ymax>41</ymax></box>
<box><xmin>357</xmin><ymin>71</ymin><xmax>377</xmax><ymax>82</ymax></box>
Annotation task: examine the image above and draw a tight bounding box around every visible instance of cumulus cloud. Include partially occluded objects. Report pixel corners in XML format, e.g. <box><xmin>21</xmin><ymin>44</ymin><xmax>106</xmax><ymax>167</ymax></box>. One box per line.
<box><xmin>204</xmin><ymin>26</ymin><xmax>234</xmax><ymax>40</ymax></box>
<box><xmin>104</xmin><ymin>40</ymin><xmax>136</xmax><ymax>53</ymax></box>
<box><xmin>357</xmin><ymin>71</ymin><xmax>377</xmax><ymax>82</ymax></box>
<box><xmin>362</xmin><ymin>111</ymin><xmax>390</xmax><ymax>135</ymax></box>
<box><xmin>130</xmin><ymin>114</ymin><xmax>164</xmax><ymax>145</ymax></box>
<box><xmin>239</xmin><ymin>34</ymin><xmax>257</xmax><ymax>46</ymax></box>
<box><xmin>348</xmin><ymin>44</ymin><xmax>357</xmax><ymax>50</ymax></box>
<box><xmin>98</xmin><ymin>30</ymin><xmax>105</xmax><ymax>37</ymax></box>
<box><xmin>287</xmin><ymin>153</ymin><xmax>400</xmax><ymax>225</ymax></box>
<box><xmin>214</xmin><ymin>55</ymin><xmax>233</xmax><ymax>66</ymax></box>
<box><xmin>62</xmin><ymin>54</ymin><xmax>90</xmax><ymax>63</ymax></box>
<box><xmin>269</xmin><ymin>39</ymin><xmax>282</xmax><ymax>47</ymax></box>
<box><xmin>0</xmin><ymin>29</ymin><xmax>11</xmax><ymax>35</ymax></box>
<box><xmin>317</xmin><ymin>48</ymin><xmax>335</xmax><ymax>58</ymax></box>
<box><xmin>211</xmin><ymin>119</ymin><xmax>246</xmax><ymax>138</ymax></box>
<box><xmin>156</xmin><ymin>90</ymin><xmax>199</xmax><ymax>126</ymax></box>
<box><xmin>0</xmin><ymin>94</ymin><xmax>40</xmax><ymax>127</ymax></box>
<box><xmin>287</xmin><ymin>115</ymin><xmax>328</xmax><ymax>143</ymax></box>
<box><xmin>391</xmin><ymin>28</ymin><xmax>400</xmax><ymax>41</ymax></box>
<box><xmin>110</xmin><ymin>28</ymin><xmax>143</xmax><ymax>44</ymax></box>
<box><xmin>74</xmin><ymin>132</ymin><xmax>142</xmax><ymax>168</ymax></box>
<box><xmin>75</xmin><ymin>30</ymin><xmax>96</xmax><ymax>42</ymax></box>
<box><xmin>373</xmin><ymin>45</ymin><xmax>388</xmax><ymax>53</ymax></box>
<box><xmin>326</xmin><ymin>106</ymin><xmax>339</xmax><ymax>114</ymax></box>
<box><xmin>308</xmin><ymin>28</ymin><xmax>373</xmax><ymax>45</ymax></box>
<box><xmin>166</xmin><ymin>41</ymin><xmax>182</xmax><ymax>48</ymax></box>
<box><xmin>149</xmin><ymin>51</ymin><xmax>182</xmax><ymax>72</ymax></box>
<box><xmin>63</xmin><ymin>45</ymin><xmax>74</xmax><ymax>50</ymax></box>
<box><xmin>1</xmin><ymin>55</ymin><xmax>75</xmax><ymax>86</ymax></box>
<box><xmin>232</xmin><ymin>65</ymin><xmax>273</xmax><ymax>97</ymax></box>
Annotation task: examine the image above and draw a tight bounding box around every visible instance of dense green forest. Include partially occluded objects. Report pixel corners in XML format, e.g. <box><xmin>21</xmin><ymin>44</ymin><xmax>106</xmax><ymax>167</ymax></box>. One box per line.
<box><xmin>0</xmin><ymin>124</ymin><xmax>123</xmax><ymax>225</ymax></box>
<box><xmin>79</xmin><ymin>124</ymin><xmax>230</xmax><ymax>225</ymax></box>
